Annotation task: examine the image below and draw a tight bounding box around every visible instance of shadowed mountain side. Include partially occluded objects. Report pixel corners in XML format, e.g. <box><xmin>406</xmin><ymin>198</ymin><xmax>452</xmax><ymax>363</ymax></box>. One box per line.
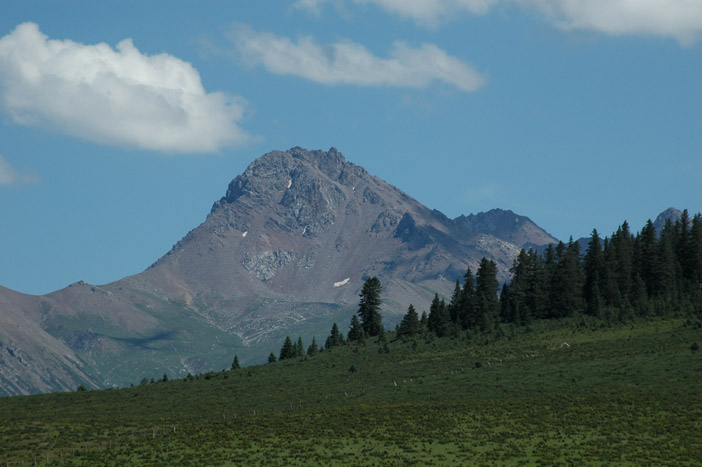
<box><xmin>0</xmin><ymin>286</ymin><xmax>99</xmax><ymax>395</ymax></box>
<box><xmin>0</xmin><ymin>147</ymin><xmax>558</xmax><ymax>395</ymax></box>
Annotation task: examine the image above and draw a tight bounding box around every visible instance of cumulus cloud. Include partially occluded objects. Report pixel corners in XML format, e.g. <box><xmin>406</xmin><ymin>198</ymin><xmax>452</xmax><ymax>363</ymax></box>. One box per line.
<box><xmin>0</xmin><ymin>154</ymin><xmax>38</xmax><ymax>186</ymax></box>
<box><xmin>228</xmin><ymin>25</ymin><xmax>485</xmax><ymax>91</ymax></box>
<box><xmin>0</xmin><ymin>23</ymin><xmax>253</xmax><ymax>153</ymax></box>
<box><xmin>296</xmin><ymin>0</ymin><xmax>702</xmax><ymax>44</ymax></box>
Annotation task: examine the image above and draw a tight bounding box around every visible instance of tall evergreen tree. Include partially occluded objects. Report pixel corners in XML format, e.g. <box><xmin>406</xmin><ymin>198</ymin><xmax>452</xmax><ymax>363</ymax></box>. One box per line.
<box><xmin>348</xmin><ymin>314</ymin><xmax>365</xmax><ymax>343</ymax></box>
<box><xmin>657</xmin><ymin>220</ymin><xmax>681</xmax><ymax>302</ymax></box>
<box><xmin>279</xmin><ymin>336</ymin><xmax>295</xmax><ymax>360</ymax></box>
<box><xmin>231</xmin><ymin>355</ymin><xmax>241</xmax><ymax>370</ymax></box>
<box><xmin>602</xmin><ymin>238</ymin><xmax>622</xmax><ymax>308</ymax></box>
<box><xmin>295</xmin><ymin>337</ymin><xmax>304</xmax><ymax>357</ymax></box>
<box><xmin>459</xmin><ymin>267</ymin><xmax>475</xmax><ymax>330</ymax></box>
<box><xmin>427</xmin><ymin>294</ymin><xmax>450</xmax><ymax>337</ymax></box>
<box><xmin>526</xmin><ymin>249</ymin><xmax>548</xmax><ymax>319</ymax></box>
<box><xmin>611</xmin><ymin>221</ymin><xmax>634</xmax><ymax>300</ymax></box>
<box><xmin>448</xmin><ymin>280</ymin><xmax>462</xmax><ymax>325</ymax></box>
<box><xmin>549</xmin><ymin>239</ymin><xmax>583</xmax><ymax>317</ymax></box>
<box><xmin>474</xmin><ymin>258</ymin><xmax>499</xmax><ymax>331</ymax></box>
<box><xmin>499</xmin><ymin>282</ymin><xmax>513</xmax><ymax>323</ymax></box>
<box><xmin>584</xmin><ymin>229</ymin><xmax>604</xmax><ymax>316</ymax></box>
<box><xmin>542</xmin><ymin>243</ymin><xmax>558</xmax><ymax>318</ymax></box>
<box><xmin>637</xmin><ymin>220</ymin><xmax>660</xmax><ymax>298</ymax></box>
<box><xmin>357</xmin><ymin>276</ymin><xmax>384</xmax><ymax>337</ymax></box>
<box><xmin>507</xmin><ymin>249</ymin><xmax>547</xmax><ymax>323</ymax></box>
<box><xmin>420</xmin><ymin>311</ymin><xmax>428</xmax><ymax>329</ymax></box>
<box><xmin>307</xmin><ymin>337</ymin><xmax>318</xmax><ymax>356</ymax></box>
<box><xmin>397</xmin><ymin>304</ymin><xmax>420</xmax><ymax>337</ymax></box>
<box><xmin>325</xmin><ymin>323</ymin><xmax>344</xmax><ymax>349</ymax></box>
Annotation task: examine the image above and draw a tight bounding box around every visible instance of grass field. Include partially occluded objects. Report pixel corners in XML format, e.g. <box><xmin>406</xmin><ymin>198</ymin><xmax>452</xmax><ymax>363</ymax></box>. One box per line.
<box><xmin>1</xmin><ymin>316</ymin><xmax>700</xmax><ymax>465</ymax></box>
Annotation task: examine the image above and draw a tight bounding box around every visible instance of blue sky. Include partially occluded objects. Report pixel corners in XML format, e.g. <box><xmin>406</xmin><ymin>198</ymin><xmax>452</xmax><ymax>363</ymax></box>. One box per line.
<box><xmin>1</xmin><ymin>0</ymin><xmax>701</xmax><ymax>295</ymax></box>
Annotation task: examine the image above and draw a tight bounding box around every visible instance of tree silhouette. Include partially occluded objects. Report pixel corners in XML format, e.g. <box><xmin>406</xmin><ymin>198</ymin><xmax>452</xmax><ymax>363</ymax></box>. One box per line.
<box><xmin>358</xmin><ymin>276</ymin><xmax>383</xmax><ymax>337</ymax></box>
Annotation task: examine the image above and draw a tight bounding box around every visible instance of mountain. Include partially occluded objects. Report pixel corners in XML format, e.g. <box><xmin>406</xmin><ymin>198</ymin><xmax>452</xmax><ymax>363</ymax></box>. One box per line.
<box><xmin>0</xmin><ymin>147</ymin><xmax>557</xmax><ymax>396</ymax></box>
<box><xmin>653</xmin><ymin>207</ymin><xmax>683</xmax><ymax>234</ymax></box>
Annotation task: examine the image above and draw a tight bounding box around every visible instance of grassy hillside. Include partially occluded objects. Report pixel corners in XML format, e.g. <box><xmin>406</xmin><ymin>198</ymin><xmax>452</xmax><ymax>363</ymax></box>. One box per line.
<box><xmin>1</xmin><ymin>316</ymin><xmax>700</xmax><ymax>465</ymax></box>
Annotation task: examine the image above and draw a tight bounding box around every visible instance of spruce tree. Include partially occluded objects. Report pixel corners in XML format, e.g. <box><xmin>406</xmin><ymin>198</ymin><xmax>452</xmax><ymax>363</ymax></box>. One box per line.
<box><xmin>507</xmin><ymin>249</ymin><xmax>546</xmax><ymax>323</ymax></box>
<box><xmin>602</xmin><ymin>238</ymin><xmax>622</xmax><ymax>308</ymax></box>
<box><xmin>657</xmin><ymin>221</ymin><xmax>680</xmax><ymax>302</ymax></box>
<box><xmin>397</xmin><ymin>304</ymin><xmax>420</xmax><ymax>337</ymax></box>
<box><xmin>474</xmin><ymin>258</ymin><xmax>499</xmax><ymax>331</ymax></box>
<box><xmin>279</xmin><ymin>336</ymin><xmax>295</xmax><ymax>360</ymax></box>
<box><xmin>231</xmin><ymin>355</ymin><xmax>241</xmax><ymax>370</ymax></box>
<box><xmin>448</xmin><ymin>280</ymin><xmax>462</xmax><ymax>325</ymax></box>
<box><xmin>348</xmin><ymin>314</ymin><xmax>365</xmax><ymax>343</ymax></box>
<box><xmin>427</xmin><ymin>294</ymin><xmax>450</xmax><ymax>337</ymax></box>
<box><xmin>268</xmin><ymin>352</ymin><xmax>277</xmax><ymax>363</ymax></box>
<box><xmin>358</xmin><ymin>276</ymin><xmax>384</xmax><ymax>337</ymax></box>
<box><xmin>611</xmin><ymin>222</ymin><xmax>634</xmax><ymax>300</ymax></box>
<box><xmin>638</xmin><ymin>220</ymin><xmax>660</xmax><ymax>297</ymax></box>
<box><xmin>420</xmin><ymin>311</ymin><xmax>428</xmax><ymax>329</ymax></box>
<box><xmin>307</xmin><ymin>337</ymin><xmax>319</xmax><ymax>356</ymax></box>
<box><xmin>507</xmin><ymin>250</ymin><xmax>526</xmax><ymax>323</ymax></box>
<box><xmin>459</xmin><ymin>268</ymin><xmax>475</xmax><ymax>330</ymax></box>
<box><xmin>499</xmin><ymin>283</ymin><xmax>514</xmax><ymax>323</ymax></box>
<box><xmin>294</xmin><ymin>337</ymin><xmax>304</xmax><ymax>357</ymax></box>
<box><xmin>526</xmin><ymin>249</ymin><xmax>548</xmax><ymax>320</ymax></box>
<box><xmin>584</xmin><ymin>229</ymin><xmax>604</xmax><ymax>316</ymax></box>
<box><xmin>549</xmin><ymin>239</ymin><xmax>583</xmax><ymax>317</ymax></box>
<box><xmin>325</xmin><ymin>323</ymin><xmax>344</xmax><ymax>349</ymax></box>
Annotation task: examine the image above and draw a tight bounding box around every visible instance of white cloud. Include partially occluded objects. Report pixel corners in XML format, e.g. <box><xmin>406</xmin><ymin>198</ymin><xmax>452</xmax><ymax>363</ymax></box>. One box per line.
<box><xmin>358</xmin><ymin>0</ymin><xmax>497</xmax><ymax>26</ymax></box>
<box><xmin>519</xmin><ymin>0</ymin><xmax>702</xmax><ymax>45</ymax></box>
<box><xmin>295</xmin><ymin>0</ymin><xmax>497</xmax><ymax>26</ymax></box>
<box><xmin>229</xmin><ymin>25</ymin><xmax>485</xmax><ymax>91</ymax></box>
<box><xmin>0</xmin><ymin>154</ymin><xmax>38</xmax><ymax>186</ymax></box>
<box><xmin>297</xmin><ymin>0</ymin><xmax>702</xmax><ymax>44</ymax></box>
<box><xmin>0</xmin><ymin>22</ymin><xmax>253</xmax><ymax>153</ymax></box>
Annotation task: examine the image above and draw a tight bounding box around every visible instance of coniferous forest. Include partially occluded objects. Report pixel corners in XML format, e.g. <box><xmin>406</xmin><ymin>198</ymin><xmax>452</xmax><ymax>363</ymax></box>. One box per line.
<box><xmin>395</xmin><ymin>211</ymin><xmax>702</xmax><ymax>342</ymax></box>
<box><xmin>307</xmin><ymin>211</ymin><xmax>702</xmax><ymax>355</ymax></box>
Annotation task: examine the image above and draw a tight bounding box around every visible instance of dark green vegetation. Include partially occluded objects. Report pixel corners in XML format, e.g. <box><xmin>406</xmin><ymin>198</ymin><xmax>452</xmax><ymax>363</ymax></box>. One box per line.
<box><xmin>1</xmin><ymin>315</ymin><xmax>700</xmax><ymax>465</ymax></box>
<box><xmin>502</xmin><ymin>212</ymin><xmax>702</xmax><ymax>325</ymax></box>
<box><xmin>414</xmin><ymin>212</ymin><xmax>702</xmax><ymax>344</ymax></box>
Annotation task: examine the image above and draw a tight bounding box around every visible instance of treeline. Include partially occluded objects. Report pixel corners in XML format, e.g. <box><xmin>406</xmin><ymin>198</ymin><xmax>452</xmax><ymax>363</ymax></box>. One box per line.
<box><xmin>400</xmin><ymin>210</ymin><xmax>702</xmax><ymax>339</ymax></box>
<box><xmin>273</xmin><ymin>277</ymin><xmax>388</xmax><ymax>362</ymax></box>
<box><xmin>502</xmin><ymin>211</ymin><xmax>702</xmax><ymax>324</ymax></box>
<box><xmin>270</xmin><ymin>211</ymin><xmax>702</xmax><ymax>359</ymax></box>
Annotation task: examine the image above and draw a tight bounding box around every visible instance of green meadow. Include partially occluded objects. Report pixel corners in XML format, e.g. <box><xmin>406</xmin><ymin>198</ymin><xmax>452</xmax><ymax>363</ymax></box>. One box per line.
<box><xmin>1</xmin><ymin>316</ymin><xmax>700</xmax><ymax>465</ymax></box>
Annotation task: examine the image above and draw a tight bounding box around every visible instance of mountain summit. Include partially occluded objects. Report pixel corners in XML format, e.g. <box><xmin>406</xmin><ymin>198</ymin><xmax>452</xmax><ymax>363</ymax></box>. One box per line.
<box><xmin>0</xmin><ymin>147</ymin><xmax>557</xmax><ymax>395</ymax></box>
<box><xmin>138</xmin><ymin>147</ymin><xmax>556</xmax><ymax>325</ymax></box>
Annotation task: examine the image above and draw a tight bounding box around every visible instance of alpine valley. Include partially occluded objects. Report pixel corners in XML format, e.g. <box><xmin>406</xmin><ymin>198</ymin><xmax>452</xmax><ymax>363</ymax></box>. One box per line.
<box><xmin>3</xmin><ymin>146</ymin><xmax>567</xmax><ymax>395</ymax></box>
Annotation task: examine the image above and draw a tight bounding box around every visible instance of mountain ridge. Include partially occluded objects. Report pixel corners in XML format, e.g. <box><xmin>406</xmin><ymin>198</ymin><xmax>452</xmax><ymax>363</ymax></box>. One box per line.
<box><xmin>0</xmin><ymin>147</ymin><xmax>560</xmax><ymax>395</ymax></box>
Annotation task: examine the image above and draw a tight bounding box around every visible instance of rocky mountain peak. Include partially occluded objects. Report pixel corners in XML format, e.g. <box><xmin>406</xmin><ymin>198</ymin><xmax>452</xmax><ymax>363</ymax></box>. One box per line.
<box><xmin>653</xmin><ymin>207</ymin><xmax>683</xmax><ymax>233</ymax></box>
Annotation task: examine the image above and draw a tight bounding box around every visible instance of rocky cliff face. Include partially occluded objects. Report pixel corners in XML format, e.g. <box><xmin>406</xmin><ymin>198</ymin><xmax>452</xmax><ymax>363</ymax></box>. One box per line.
<box><xmin>653</xmin><ymin>207</ymin><xmax>683</xmax><ymax>234</ymax></box>
<box><xmin>0</xmin><ymin>147</ymin><xmax>558</xmax><ymax>395</ymax></box>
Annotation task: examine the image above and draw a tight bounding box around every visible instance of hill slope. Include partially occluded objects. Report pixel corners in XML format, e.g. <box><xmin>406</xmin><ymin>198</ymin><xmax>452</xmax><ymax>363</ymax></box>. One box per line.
<box><xmin>1</xmin><ymin>317</ymin><xmax>700</xmax><ymax>464</ymax></box>
<box><xmin>0</xmin><ymin>147</ymin><xmax>557</xmax><ymax>395</ymax></box>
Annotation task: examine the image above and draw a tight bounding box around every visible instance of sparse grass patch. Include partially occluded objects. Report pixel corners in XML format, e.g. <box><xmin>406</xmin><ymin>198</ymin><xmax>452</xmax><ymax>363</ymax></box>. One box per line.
<box><xmin>1</xmin><ymin>316</ymin><xmax>700</xmax><ymax>464</ymax></box>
